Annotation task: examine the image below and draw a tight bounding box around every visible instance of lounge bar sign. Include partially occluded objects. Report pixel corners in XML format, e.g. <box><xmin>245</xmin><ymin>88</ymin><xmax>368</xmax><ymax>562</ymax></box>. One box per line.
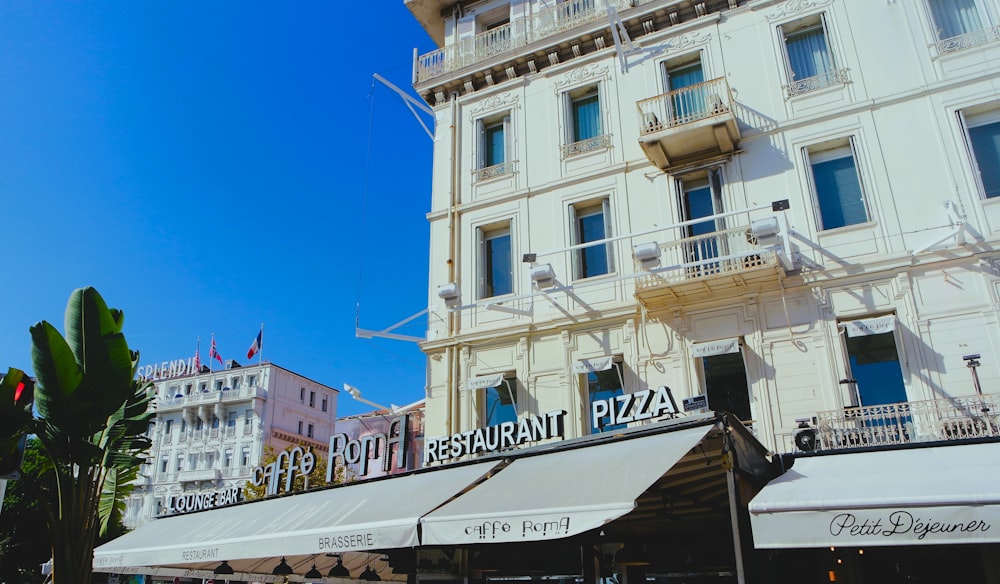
<box><xmin>162</xmin><ymin>486</ymin><xmax>244</xmax><ymax>516</ymax></box>
<box><xmin>425</xmin><ymin>410</ymin><xmax>566</xmax><ymax>464</ymax></box>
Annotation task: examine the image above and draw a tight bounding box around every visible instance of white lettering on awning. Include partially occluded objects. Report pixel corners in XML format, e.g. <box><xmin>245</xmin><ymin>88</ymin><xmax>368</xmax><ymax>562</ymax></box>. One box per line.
<box><xmin>467</xmin><ymin>373</ymin><xmax>505</xmax><ymax>390</ymax></box>
<box><xmin>691</xmin><ymin>338</ymin><xmax>740</xmax><ymax>358</ymax></box>
<box><xmin>845</xmin><ymin>315</ymin><xmax>896</xmax><ymax>338</ymax></box>
<box><xmin>572</xmin><ymin>356</ymin><xmax>614</xmax><ymax>374</ymax></box>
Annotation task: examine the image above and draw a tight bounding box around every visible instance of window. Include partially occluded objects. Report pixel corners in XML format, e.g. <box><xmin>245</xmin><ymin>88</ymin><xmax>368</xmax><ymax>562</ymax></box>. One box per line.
<box><xmin>479</xmin><ymin>223</ymin><xmax>513</xmax><ymax>298</ymax></box>
<box><xmin>176</xmin><ymin>455</ymin><xmax>184</xmax><ymax>472</ymax></box>
<box><xmin>484</xmin><ymin>377</ymin><xmax>518</xmax><ymax>427</ymax></box>
<box><xmin>211</xmin><ymin>415</ymin><xmax>219</xmax><ymax>429</ymax></box>
<box><xmin>663</xmin><ymin>54</ymin><xmax>707</xmax><ymax>124</ymax></box>
<box><xmin>963</xmin><ymin>109</ymin><xmax>1000</xmax><ymax>199</ymax></box>
<box><xmin>168</xmin><ymin>384</ymin><xmax>180</xmax><ymax>398</ymax></box>
<box><xmin>160</xmin><ymin>456</ymin><xmax>168</xmax><ymax>474</ymax></box>
<box><xmin>227</xmin><ymin>412</ymin><xmax>237</xmax><ymax>428</ymax></box>
<box><xmin>248</xmin><ymin>375</ymin><xmax>257</xmax><ymax>387</ymax></box>
<box><xmin>297</xmin><ymin>420</ymin><xmax>303</xmax><ymax>435</ymax></box>
<box><xmin>206</xmin><ymin>451</ymin><xmax>216</xmax><ymax>468</ymax></box>
<box><xmin>180</xmin><ymin>419</ymin><xmax>186</xmax><ymax>433</ymax></box>
<box><xmin>195</xmin><ymin>418</ymin><xmax>204</xmax><ymax>431</ymax></box>
<box><xmin>224</xmin><ymin>449</ymin><xmax>233</xmax><ymax>468</ymax></box>
<box><xmin>587</xmin><ymin>362</ymin><xmax>625</xmax><ymax>433</ymax></box>
<box><xmin>571</xmin><ymin>200</ymin><xmax>613</xmax><ymax>279</ymax></box>
<box><xmin>241</xmin><ymin>447</ymin><xmax>251</xmax><ymax>467</ymax></box>
<box><xmin>679</xmin><ymin>170</ymin><xmax>725</xmax><ymax>274</ymax></box>
<box><xmin>841</xmin><ymin>317</ymin><xmax>907</xmax><ymax>407</ymax></box>
<box><xmin>476</xmin><ymin>113</ymin><xmax>512</xmax><ymax>176</ymax></box>
<box><xmin>806</xmin><ymin>138</ymin><xmax>869</xmax><ymax>230</ymax></box>
<box><xmin>231</xmin><ymin>377</ymin><xmax>241</xmax><ymax>390</ymax></box>
<box><xmin>199</xmin><ymin>382</ymin><xmax>207</xmax><ymax>392</ymax></box>
<box><xmin>164</xmin><ymin>419</ymin><xmax>173</xmax><ymax>435</ymax></box>
<box><xmin>928</xmin><ymin>0</ymin><xmax>986</xmax><ymax>41</ymax></box>
<box><xmin>780</xmin><ymin>15</ymin><xmax>842</xmax><ymax>95</ymax></box>
<box><xmin>184</xmin><ymin>384</ymin><xmax>193</xmax><ymax>395</ymax></box>
<box><xmin>188</xmin><ymin>454</ymin><xmax>197</xmax><ymax>470</ymax></box>
<box><xmin>570</xmin><ymin>88</ymin><xmax>601</xmax><ymax>142</ymax></box>
<box><xmin>299</xmin><ymin>387</ymin><xmax>305</xmax><ymax>402</ymax></box>
<box><xmin>307</xmin><ymin>423</ymin><xmax>314</xmax><ymax>439</ymax></box>
<box><xmin>321</xmin><ymin>396</ymin><xmax>328</xmax><ymax>412</ymax></box>
<box><xmin>309</xmin><ymin>391</ymin><xmax>316</xmax><ymax>408</ymax></box>
<box><xmin>215</xmin><ymin>380</ymin><xmax>223</xmax><ymax>391</ymax></box>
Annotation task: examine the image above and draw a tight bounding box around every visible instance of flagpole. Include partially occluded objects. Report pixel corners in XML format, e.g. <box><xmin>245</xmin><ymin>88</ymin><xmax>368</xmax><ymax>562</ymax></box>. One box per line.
<box><xmin>259</xmin><ymin>322</ymin><xmax>264</xmax><ymax>366</ymax></box>
<box><xmin>210</xmin><ymin>333</ymin><xmax>215</xmax><ymax>372</ymax></box>
<box><xmin>196</xmin><ymin>336</ymin><xmax>201</xmax><ymax>373</ymax></box>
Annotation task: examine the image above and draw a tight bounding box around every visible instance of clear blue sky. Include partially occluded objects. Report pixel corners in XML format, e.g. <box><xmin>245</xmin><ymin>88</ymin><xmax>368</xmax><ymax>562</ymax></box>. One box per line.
<box><xmin>0</xmin><ymin>2</ymin><xmax>437</xmax><ymax>416</ymax></box>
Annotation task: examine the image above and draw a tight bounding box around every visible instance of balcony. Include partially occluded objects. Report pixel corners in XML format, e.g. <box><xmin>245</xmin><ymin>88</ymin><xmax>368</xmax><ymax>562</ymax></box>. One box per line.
<box><xmin>636</xmin><ymin>77</ymin><xmax>740</xmax><ymax>171</ymax></box>
<box><xmin>414</xmin><ymin>0</ymin><xmax>634</xmax><ymax>84</ymax></box>
<box><xmin>177</xmin><ymin>468</ymin><xmax>222</xmax><ymax>483</ymax></box>
<box><xmin>936</xmin><ymin>24</ymin><xmax>1000</xmax><ymax>55</ymax></box>
<box><xmin>634</xmin><ymin>222</ymin><xmax>787</xmax><ymax>308</ymax></box>
<box><xmin>781</xmin><ymin>393</ymin><xmax>1000</xmax><ymax>454</ymax></box>
<box><xmin>158</xmin><ymin>384</ymin><xmax>265</xmax><ymax>410</ymax></box>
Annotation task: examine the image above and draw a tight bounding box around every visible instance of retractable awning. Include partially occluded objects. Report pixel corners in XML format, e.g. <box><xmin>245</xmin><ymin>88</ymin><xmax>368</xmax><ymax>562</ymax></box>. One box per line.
<box><xmin>749</xmin><ymin>442</ymin><xmax>1000</xmax><ymax>548</ymax></box>
<box><xmin>93</xmin><ymin>460</ymin><xmax>501</xmax><ymax>574</ymax></box>
<box><xmin>420</xmin><ymin>424</ymin><xmax>716</xmax><ymax>545</ymax></box>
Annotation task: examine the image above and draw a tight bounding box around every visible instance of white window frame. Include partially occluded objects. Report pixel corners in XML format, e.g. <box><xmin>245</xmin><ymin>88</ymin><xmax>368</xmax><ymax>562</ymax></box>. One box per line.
<box><xmin>476</xmin><ymin>112</ymin><xmax>512</xmax><ymax>170</ymax></box>
<box><xmin>570</xmin><ymin>198</ymin><xmax>614</xmax><ymax>280</ymax></box>
<box><xmin>959</xmin><ymin>107</ymin><xmax>1000</xmax><ymax>200</ymax></box>
<box><xmin>803</xmin><ymin>136</ymin><xmax>871</xmax><ymax>231</ymax></box>
<box><xmin>477</xmin><ymin>221</ymin><xmax>514</xmax><ymax>299</ymax></box>
<box><xmin>563</xmin><ymin>84</ymin><xmax>603</xmax><ymax>145</ymax></box>
<box><xmin>925</xmin><ymin>0</ymin><xmax>993</xmax><ymax>42</ymax></box>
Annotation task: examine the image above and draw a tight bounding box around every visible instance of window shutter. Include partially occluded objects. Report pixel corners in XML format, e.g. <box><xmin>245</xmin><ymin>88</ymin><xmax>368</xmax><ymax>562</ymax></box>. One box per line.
<box><xmin>476</xmin><ymin>118</ymin><xmax>486</xmax><ymax>169</ymax></box>
<box><xmin>803</xmin><ymin>147</ymin><xmax>824</xmax><ymax>229</ymax></box>
<box><xmin>602</xmin><ymin>198</ymin><xmax>614</xmax><ymax>273</ymax></box>
<box><xmin>503</xmin><ymin>114</ymin><xmax>512</xmax><ymax>166</ymax></box>
<box><xmin>568</xmin><ymin>204</ymin><xmax>580</xmax><ymax>278</ymax></box>
<box><xmin>477</xmin><ymin>227</ymin><xmax>487</xmax><ymax>299</ymax></box>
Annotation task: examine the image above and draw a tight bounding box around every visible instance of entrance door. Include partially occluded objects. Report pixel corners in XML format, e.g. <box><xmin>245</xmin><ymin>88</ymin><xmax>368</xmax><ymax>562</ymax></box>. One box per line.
<box><xmin>702</xmin><ymin>352</ymin><xmax>752</xmax><ymax>421</ymax></box>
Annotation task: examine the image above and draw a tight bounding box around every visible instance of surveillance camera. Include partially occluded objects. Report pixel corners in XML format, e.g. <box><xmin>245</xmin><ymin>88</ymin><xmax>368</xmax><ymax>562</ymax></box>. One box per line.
<box><xmin>963</xmin><ymin>354</ymin><xmax>981</xmax><ymax>361</ymax></box>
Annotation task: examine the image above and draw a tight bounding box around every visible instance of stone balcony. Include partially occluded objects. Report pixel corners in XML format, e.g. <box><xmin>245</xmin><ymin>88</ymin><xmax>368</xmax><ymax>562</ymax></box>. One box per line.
<box><xmin>634</xmin><ymin>220</ymin><xmax>787</xmax><ymax>309</ymax></box>
<box><xmin>158</xmin><ymin>384</ymin><xmax>265</xmax><ymax>411</ymax></box>
<box><xmin>636</xmin><ymin>77</ymin><xmax>740</xmax><ymax>171</ymax></box>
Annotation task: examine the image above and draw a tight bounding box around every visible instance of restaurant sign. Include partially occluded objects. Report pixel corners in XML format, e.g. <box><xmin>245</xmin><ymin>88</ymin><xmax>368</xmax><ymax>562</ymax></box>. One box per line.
<box><xmin>424</xmin><ymin>410</ymin><xmax>566</xmax><ymax>464</ymax></box>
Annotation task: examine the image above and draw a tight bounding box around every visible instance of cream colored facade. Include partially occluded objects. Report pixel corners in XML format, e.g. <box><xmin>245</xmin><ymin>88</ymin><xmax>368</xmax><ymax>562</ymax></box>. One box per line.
<box><xmin>409</xmin><ymin>0</ymin><xmax>1000</xmax><ymax>454</ymax></box>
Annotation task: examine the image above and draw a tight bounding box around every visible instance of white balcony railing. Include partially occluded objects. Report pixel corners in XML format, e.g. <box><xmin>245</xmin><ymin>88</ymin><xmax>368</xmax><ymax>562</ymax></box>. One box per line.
<box><xmin>560</xmin><ymin>133</ymin><xmax>613</xmax><ymax>159</ymax></box>
<box><xmin>937</xmin><ymin>25</ymin><xmax>1000</xmax><ymax>55</ymax></box>
<box><xmin>414</xmin><ymin>0</ymin><xmax>635</xmax><ymax>83</ymax></box>
<box><xmin>159</xmin><ymin>384</ymin><xmax>264</xmax><ymax>409</ymax></box>
<box><xmin>779</xmin><ymin>393</ymin><xmax>1000</xmax><ymax>453</ymax></box>
<box><xmin>637</xmin><ymin>77</ymin><xmax>735</xmax><ymax>136</ymax></box>
<box><xmin>636</xmin><ymin>224</ymin><xmax>782</xmax><ymax>291</ymax></box>
<box><xmin>473</xmin><ymin>160</ymin><xmax>517</xmax><ymax>182</ymax></box>
<box><xmin>782</xmin><ymin>67</ymin><xmax>849</xmax><ymax>98</ymax></box>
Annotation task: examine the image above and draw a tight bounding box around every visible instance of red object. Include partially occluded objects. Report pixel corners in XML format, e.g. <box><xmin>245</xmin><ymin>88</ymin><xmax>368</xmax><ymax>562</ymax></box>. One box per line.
<box><xmin>193</xmin><ymin>349</ymin><xmax>201</xmax><ymax>372</ymax></box>
<box><xmin>14</xmin><ymin>381</ymin><xmax>24</xmax><ymax>402</ymax></box>
<box><xmin>247</xmin><ymin>330</ymin><xmax>262</xmax><ymax>359</ymax></box>
<box><xmin>210</xmin><ymin>339</ymin><xmax>223</xmax><ymax>364</ymax></box>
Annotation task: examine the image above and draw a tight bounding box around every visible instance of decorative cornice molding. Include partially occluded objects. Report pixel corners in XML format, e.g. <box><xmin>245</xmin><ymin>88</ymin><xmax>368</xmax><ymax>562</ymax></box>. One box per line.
<box><xmin>661</xmin><ymin>30</ymin><xmax>712</xmax><ymax>54</ymax></box>
<box><xmin>553</xmin><ymin>63</ymin><xmax>610</xmax><ymax>92</ymax></box>
<box><xmin>468</xmin><ymin>92</ymin><xmax>520</xmax><ymax>117</ymax></box>
<box><xmin>767</xmin><ymin>0</ymin><xmax>834</xmax><ymax>21</ymax></box>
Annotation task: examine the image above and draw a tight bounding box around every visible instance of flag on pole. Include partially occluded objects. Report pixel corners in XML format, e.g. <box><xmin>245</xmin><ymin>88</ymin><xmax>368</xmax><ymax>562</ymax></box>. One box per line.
<box><xmin>210</xmin><ymin>338</ymin><xmax>223</xmax><ymax>365</ymax></box>
<box><xmin>193</xmin><ymin>348</ymin><xmax>200</xmax><ymax>372</ymax></box>
<box><xmin>247</xmin><ymin>330</ymin><xmax>263</xmax><ymax>359</ymax></box>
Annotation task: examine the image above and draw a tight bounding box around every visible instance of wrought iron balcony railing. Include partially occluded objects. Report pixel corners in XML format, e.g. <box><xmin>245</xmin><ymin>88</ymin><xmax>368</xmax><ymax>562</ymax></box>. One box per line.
<box><xmin>937</xmin><ymin>25</ymin><xmax>1000</xmax><ymax>55</ymax></box>
<box><xmin>636</xmin><ymin>77</ymin><xmax>735</xmax><ymax>136</ymax></box>
<box><xmin>782</xmin><ymin>67</ymin><xmax>849</xmax><ymax>98</ymax></box>
<box><xmin>780</xmin><ymin>393</ymin><xmax>1000</xmax><ymax>453</ymax></box>
<box><xmin>473</xmin><ymin>160</ymin><xmax>517</xmax><ymax>182</ymax></box>
<box><xmin>159</xmin><ymin>384</ymin><xmax>264</xmax><ymax>408</ymax></box>
<box><xmin>414</xmin><ymin>0</ymin><xmax>635</xmax><ymax>84</ymax></box>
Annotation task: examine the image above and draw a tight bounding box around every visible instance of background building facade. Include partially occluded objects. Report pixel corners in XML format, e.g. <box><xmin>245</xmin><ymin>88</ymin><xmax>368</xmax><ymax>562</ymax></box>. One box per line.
<box><xmin>124</xmin><ymin>360</ymin><xmax>339</xmax><ymax>528</ymax></box>
<box><xmin>409</xmin><ymin>0</ymin><xmax>1000</xmax><ymax>454</ymax></box>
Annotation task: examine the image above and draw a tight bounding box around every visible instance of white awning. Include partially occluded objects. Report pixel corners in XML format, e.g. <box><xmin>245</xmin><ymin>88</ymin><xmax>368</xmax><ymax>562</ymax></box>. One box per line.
<box><xmin>93</xmin><ymin>461</ymin><xmax>501</xmax><ymax>571</ymax></box>
<box><xmin>420</xmin><ymin>424</ymin><xmax>715</xmax><ymax>545</ymax></box>
<box><xmin>572</xmin><ymin>356</ymin><xmax>614</xmax><ymax>374</ymax></box>
<box><xmin>690</xmin><ymin>337</ymin><xmax>740</xmax><ymax>358</ymax></box>
<box><xmin>467</xmin><ymin>373</ymin><xmax>505</xmax><ymax>390</ymax></box>
<box><xmin>844</xmin><ymin>315</ymin><xmax>895</xmax><ymax>337</ymax></box>
<box><xmin>749</xmin><ymin>443</ymin><xmax>1000</xmax><ymax>548</ymax></box>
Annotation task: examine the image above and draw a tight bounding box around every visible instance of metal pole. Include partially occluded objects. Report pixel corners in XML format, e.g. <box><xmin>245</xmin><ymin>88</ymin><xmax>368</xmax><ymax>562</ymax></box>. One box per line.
<box><xmin>726</xmin><ymin>460</ymin><xmax>746</xmax><ymax>584</ymax></box>
<box><xmin>0</xmin><ymin>479</ymin><xmax>6</xmax><ymax>515</ymax></box>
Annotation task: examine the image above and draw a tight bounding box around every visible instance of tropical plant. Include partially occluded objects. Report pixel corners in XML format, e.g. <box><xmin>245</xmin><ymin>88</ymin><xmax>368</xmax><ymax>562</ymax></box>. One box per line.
<box><xmin>25</xmin><ymin>287</ymin><xmax>154</xmax><ymax>584</ymax></box>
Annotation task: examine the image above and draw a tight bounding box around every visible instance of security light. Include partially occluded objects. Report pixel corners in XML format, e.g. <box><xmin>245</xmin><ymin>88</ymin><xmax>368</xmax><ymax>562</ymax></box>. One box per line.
<box><xmin>529</xmin><ymin>264</ymin><xmax>556</xmax><ymax>288</ymax></box>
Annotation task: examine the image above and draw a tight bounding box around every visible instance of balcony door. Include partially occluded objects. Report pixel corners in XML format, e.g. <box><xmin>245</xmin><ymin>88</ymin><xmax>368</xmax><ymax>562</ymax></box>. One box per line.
<box><xmin>664</xmin><ymin>56</ymin><xmax>704</xmax><ymax>125</ymax></box>
<box><xmin>679</xmin><ymin>170</ymin><xmax>724</xmax><ymax>273</ymax></box>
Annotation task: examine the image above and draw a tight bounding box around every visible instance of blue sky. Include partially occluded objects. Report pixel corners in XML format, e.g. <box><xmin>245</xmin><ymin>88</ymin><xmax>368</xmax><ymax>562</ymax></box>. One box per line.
<box><xmin>0</xmin><ymin>2</ymin><xmax>437</xmax><ymax>416</ymax></box>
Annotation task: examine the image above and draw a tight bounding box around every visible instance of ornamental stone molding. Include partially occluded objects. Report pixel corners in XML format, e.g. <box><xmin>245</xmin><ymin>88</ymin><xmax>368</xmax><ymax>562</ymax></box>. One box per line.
<box><xmin>553</xmin><ymin>63</ymin><xmax>611</xmax><ymax>93</ymax></box>
<box><xmin>660</xmin><ymin>30</ymin><xmax>712</xmax><ymax>55</ymax></box>
<box><xmin>766</xmin><ymin>0</ymin><xmax>834</xmax><ymax>21</ymax></box>
<box><xmin>468</xmin><ymin>92</ymin><xmax>520</xmax><ymax>118</ymax></box>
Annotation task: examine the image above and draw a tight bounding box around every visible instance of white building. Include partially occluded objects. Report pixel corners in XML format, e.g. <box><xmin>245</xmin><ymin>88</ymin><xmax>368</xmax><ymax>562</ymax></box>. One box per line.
<box><xmin>124</xmin><ymin>360</ymin><xmax>339</xmax><ymax>528</ymax></box>
<box><xmin>408</xmin><ymin>0</ymin><xmax>1000</xmax><ymax>454</ymax></box>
